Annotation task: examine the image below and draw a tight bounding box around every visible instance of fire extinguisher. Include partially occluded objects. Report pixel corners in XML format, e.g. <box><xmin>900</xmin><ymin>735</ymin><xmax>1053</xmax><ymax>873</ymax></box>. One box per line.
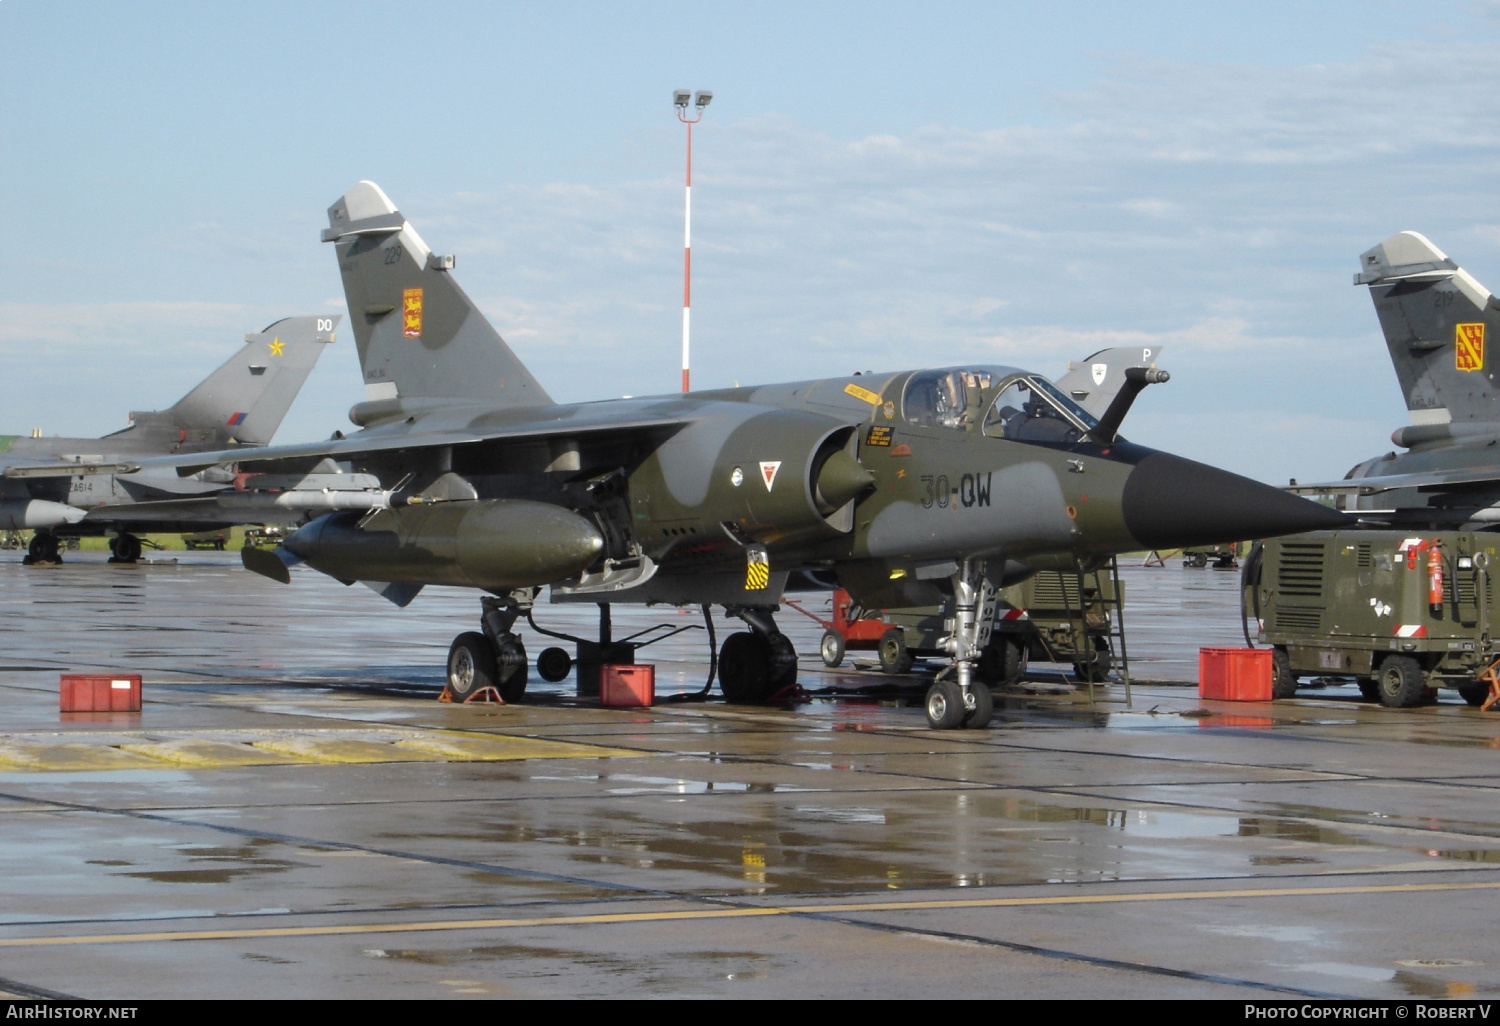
<box><xmin>1428</xmin><ymin>540</ymin><xmax>1444</xmax><ymax>616</ymax></box>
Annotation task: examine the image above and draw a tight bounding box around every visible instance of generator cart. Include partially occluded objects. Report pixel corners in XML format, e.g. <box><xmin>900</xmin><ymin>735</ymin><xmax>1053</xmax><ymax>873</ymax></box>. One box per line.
<box><xmin>791</xmin><ymin>567</ymin><xmax>1126</xmax><ymax>688</ymax></box>
<box><xmin>1244</xmin><ymin>529</ymin><xmax>1497</xmax><ymax>708</ymax></box>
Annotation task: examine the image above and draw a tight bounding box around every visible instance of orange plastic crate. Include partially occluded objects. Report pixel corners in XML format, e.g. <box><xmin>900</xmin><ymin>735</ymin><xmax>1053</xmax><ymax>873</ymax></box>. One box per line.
<box><xmin>600</xmin><ymin>664</ymin><xmax>655</xmax><ymax>708</ymax></box>
<box><xmin>1198</xmin><ymin>648</ymin><xmax>1272</xmax><ymax>702</ymax></box>
<box><xmin>60</xmin><ymin>674</ymin><xmax>141</xmax><ymax>712</ymax></box>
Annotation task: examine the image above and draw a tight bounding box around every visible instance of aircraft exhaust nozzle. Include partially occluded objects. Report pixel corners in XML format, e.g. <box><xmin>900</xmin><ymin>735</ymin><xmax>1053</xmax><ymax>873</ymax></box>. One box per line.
<box><xmin>1122</xmin><ymin>453</ymin><xmax>1347</xmax><ymax>550</ymax></box>
<box><xmin>0</xmin><ymin>499</ymin><xmax>87</xmax><ymax>531</ymax></box>
<box><xmin>283</xmin><ymin>499</ymin><xmax>605</xmax><ymax>590</ymax></box>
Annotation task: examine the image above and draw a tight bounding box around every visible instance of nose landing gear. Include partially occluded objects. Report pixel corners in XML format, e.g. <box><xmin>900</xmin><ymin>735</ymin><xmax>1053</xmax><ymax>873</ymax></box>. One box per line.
<box><xmin>925</xmin><ymin>560</ymin><xmax>996</xmax><ymax>730</ymax></box>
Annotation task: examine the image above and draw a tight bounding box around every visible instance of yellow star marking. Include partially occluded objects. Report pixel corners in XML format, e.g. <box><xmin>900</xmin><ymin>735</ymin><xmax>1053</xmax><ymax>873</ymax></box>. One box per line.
<box><xmin>268</xmin><ymin>337</ymin><xmax>285</xmax><ymax>357</ymax></box>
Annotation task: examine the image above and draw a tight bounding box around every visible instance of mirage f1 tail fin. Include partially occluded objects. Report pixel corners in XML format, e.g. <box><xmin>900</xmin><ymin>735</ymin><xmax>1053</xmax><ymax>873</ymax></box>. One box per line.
<box><xmin>1356</xmin><ymin>232</ymin><xmax>1500</xmax><ymax>426</ymax></box>
<box><xmin>112</xmin><ymin>315</ymin><xmax>338</xmax><ymax>451</ymax></box>
<box><xmin>323</xmin><ymin>181</ymin><xmax>552</xmax><ymax>423</ymax></box>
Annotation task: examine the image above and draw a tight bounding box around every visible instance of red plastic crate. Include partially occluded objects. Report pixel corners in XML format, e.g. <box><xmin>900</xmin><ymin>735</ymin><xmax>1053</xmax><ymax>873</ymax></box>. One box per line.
<box><xmin>600</xmin><ymin>664</ymin><xmax>654</xmax><ymax>708</ymax></box>
<box><xmin>60</xmin><ymin>674</ymin><xmax>141</xmax><ymax>712</ymax></box>
<box><xmin>1198</xmin><ymin>648</ymin><xmax>1271</xmax><ymax>702</ymax></box>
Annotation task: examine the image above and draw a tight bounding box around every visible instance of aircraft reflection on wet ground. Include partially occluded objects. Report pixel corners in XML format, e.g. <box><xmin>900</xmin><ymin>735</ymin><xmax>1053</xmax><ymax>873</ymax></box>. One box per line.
<box><xmin>0</xmin><ymin>553</ymin><xmax>1498</xmax><ymax>999</ymax></box>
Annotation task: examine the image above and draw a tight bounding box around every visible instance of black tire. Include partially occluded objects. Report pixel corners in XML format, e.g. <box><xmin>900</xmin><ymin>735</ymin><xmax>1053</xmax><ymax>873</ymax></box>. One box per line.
<box><xmin>819</xmin><ymin>629</ymin><xmax>846</xmax><ymax>668</ymax></box>
<box><xmin>925</xmin><ymin>681</ymin><xmax>966</xmax><ymax>729</ymax></box>
<box><xmin>1356</xmin><ymin>678</ymin><xmax>1380</xmax><ymax>702</ymax></box>
<box><xmin>494</xmin><ymin>636</ymin><xmax>528</xmax><ymax>703</ymax></box>
<box><xmin>1272</xmin><ymin>647</ymin><xmax>1299</xmax><ymax>700</ymax></box>
<box><xmin>1458</xmin><ymin>683</ymin><xmax>1489</xmax><ymax>708</ymax></box>
<box><xmin>1073</xmin><ymin>638</ymin><xmax>1112</xmax><ymax>683</ymax></box>
<box><xmin>27</xmin><ymin>535</ymin><xmax>45</xmax><ymax>560</ymax></box>
<box><xmin>537</xmin><ymin>646</ymin><xmax>573</xmax><ymax>683</ymax></box>
<box><xmin>447</xmin><ymin>632</ymin><xmax>497</xmax><ymax>701</ymax></box>
<box><xmin>767</xmin><ymin>633</ymin><xmax>799</xmax><ymax>694</ymax></box>
<box><xmin>112</xmin><ymin>534</ymin><xmax>142</xmax><ymax>563</ymax></box>
<box><xmin>720</xmin><ymin>631</ymin><xmax>772</xmax><ymax>703</ymax></box>
<box><xmin>878</xmin><ymin>627</ymin><xmax>914</xmax><ymax>675</ymax></box>
<box><xmin>1377</xmin><ymin>654</ymin><xmax>1426</xmax><ymax>708</ymax></box>
<box><xmin>965</xmin><ymin>682</ymin><xmax>994</xmax><ymax>729</ymax></box>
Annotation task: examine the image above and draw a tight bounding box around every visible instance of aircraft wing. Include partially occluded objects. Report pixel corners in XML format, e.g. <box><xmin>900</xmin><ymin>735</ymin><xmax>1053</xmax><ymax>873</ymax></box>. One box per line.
<box><xmin>6</xmin><ymin>403</ymin><xmax>696</xmax><ymax>480</ymax></box>
<box><xmin>1287</xmin><ymin>466</ymin><xmax>1500</xmax><ymax>496</ymax></box>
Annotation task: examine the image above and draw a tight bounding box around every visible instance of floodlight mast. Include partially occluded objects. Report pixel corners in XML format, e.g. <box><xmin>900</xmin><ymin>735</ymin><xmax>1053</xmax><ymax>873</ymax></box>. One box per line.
<box><xmin>674</xmin><ymin>89</ymin><xmax>711</xmax><ymax>392</ymax></box>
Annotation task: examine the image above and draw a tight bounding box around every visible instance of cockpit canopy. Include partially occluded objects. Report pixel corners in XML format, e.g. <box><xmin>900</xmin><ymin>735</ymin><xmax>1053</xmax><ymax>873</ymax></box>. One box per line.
<box><xmin>902</xmin><ymin>367</ymin><xmax>1098</xmax><ymax>443</ymax></box>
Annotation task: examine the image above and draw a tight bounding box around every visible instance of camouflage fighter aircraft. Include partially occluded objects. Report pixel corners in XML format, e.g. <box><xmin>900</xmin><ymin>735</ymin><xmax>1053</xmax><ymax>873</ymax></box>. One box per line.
<box><xmin>1289</xmin><ymin>233</ymin><xmax>1500</xmax><ymax>528</ymax></box>
<box><xmin>1</xmin><ymin>315</ymin><xmax>338</xmax><ymax>563</ymax></box>
<box><xmin>113</xmin><ymin>182</ymin><xmax>1343</xmax><ymax>728</ymax></box>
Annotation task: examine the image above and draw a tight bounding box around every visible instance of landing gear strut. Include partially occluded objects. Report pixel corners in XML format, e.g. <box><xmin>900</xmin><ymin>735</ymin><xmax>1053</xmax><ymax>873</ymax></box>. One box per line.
<box><xmin>927</xmin><ymin>560</ymin><xmax>995</xmax><ymax>730</ymax></box>
<box><xmin>23</xmin><ymin>531</ymin><xmax>61</xmax><ymax>566</ymax></box>
<box><xmin>718</xmin><ymin>606</ymin><xmax>798</xmax><ymax>703</ymax></box>
<box><xmin>446</xmin><ymin>594</ymin><xmax>529</xmax><ymax>703</ymax></box>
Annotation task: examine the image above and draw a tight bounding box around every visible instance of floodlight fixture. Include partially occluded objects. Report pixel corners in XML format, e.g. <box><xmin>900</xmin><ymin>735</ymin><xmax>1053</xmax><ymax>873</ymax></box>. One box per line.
<box><xmin>673</xmin><ymin>89</ymin><xmax>691</xmax><ymax>108</ymax></box>
<box><xmin>694</xmin><ymin>90</ymin><xmax>712</xmax><ymax>108</ymax></box>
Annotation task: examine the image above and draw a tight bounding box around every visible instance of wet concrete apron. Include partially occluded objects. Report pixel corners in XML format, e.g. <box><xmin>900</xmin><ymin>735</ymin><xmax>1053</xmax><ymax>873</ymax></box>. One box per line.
<box><xmin>0</xmin><ymin>554</ymin><xmax>1496</xmax><ymax>998</ymax></box>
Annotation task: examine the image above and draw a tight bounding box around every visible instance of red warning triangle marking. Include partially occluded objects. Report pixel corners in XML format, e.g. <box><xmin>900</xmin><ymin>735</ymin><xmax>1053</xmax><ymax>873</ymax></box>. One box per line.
<box><xmin>759</xmin><ymin>461</ymin><xmax>781</xmax><ymax>491</ymax></box>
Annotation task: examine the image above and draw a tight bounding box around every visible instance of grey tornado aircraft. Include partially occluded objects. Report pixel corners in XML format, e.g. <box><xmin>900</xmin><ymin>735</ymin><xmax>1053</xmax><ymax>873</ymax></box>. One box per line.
<box><xmin>100</xmin><ymin>181</ymin><xmax>1343</xmax><ymax>728</ymax></box>
<box><xmin>1290</xmin><ymin>232</ymin><xmax>1500</xmax><ymax>528</ymax></box>
<box><xmin>1</xmin><ymin>315</ymin><xmax>338</xmax><ymax>563</ymax></box>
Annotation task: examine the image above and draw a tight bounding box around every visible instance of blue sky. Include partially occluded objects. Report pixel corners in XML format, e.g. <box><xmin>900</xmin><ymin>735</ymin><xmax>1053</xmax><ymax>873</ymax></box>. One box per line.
<box><xmin>2</xmin><ymin>1</ymin><xmax>1499</xmax><ymax>484</ymax></box>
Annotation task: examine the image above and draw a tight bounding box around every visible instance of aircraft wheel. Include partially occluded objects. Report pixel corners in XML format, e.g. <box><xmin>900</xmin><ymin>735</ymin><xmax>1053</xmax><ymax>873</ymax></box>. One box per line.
<box><xmin>111</xmin><ymin>534</ymin><xmax>142</xmax><ymax>563</ymax></box>
<box><xmin>27</xmin><ymin>533</ymin><xmax>59</xmax><ymax>564</ymax></box>
<box><xmin>448</xmin><ymin>632</ymin><xmax>497</xmax><ymax>701</ymax></box>
<box><xmin>1356</xmin><ymin>678</ymin><xmax>1380</xmax><ymax>702</ymax></box>
<box><xmin>1458</xmin><ymin>683</ymin><xmax>1489</xmax><ymax>708</ymax></box>
<box><xmin>768</xmin><ymin>633</ymin><xmax>798</xmax><ymax>693</ymax></box>
<box><xmin>1376</xmin><ymin>654</ymin><xmax>1425</xmax><ymax>708</ymax></box>
<box><xmin>1271</xmin><ymin>647</ymin><xmax>1299</xmax><ymax>700</ymax></box>
<box><xmin>878</xmin><ymin>628</ymin><xmax>914</xmax><ymax>675</ymax></box>
<box><xmin>494</xmin><ymin>636</ymin><xmax>528</xmax><ymax>703</ymax></box>
<box><xmin>964</xmin><ymin>683</ymin><xmax>994</xmax><ymax>729</ymax></box>
<box><xmin>537</xmin><ymin>646</ymin><xmax>573</xmax><ymax>683</ymax></box>
<box><xmin>1073</xmin><ymin>638</ymin><xmax>1111</xmax><ymax>682</ymax></box>
<box><xmin>819</xmin><ymin>629</ymin><xmax>846</xmax><ymax>668</ymax></box>
<box><xmin>719</xmin><ymin>631</ymin><xmax>771</xmax><ymax>703</ymax></box>
<box><xmin>924</xmin><ymin>681</ymin><xmax>966</xmax><ymax>730</ymax></box>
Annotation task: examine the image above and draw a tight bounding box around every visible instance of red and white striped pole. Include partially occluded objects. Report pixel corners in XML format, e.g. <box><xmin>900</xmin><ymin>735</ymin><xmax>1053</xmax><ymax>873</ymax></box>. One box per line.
<box><xmin>674</xmin><ymin>90</ymin><xmax>711</xmax><ymax>393</ymax></box>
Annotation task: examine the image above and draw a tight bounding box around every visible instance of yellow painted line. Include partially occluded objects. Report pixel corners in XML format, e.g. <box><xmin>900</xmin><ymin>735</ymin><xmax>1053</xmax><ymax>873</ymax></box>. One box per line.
<box><xmin>250</xmin><ymin>738</ymin><xmax>434</xmax><ymax>765</ymax></box>
<box><xmin>0</xmin><ymin>743</ymin><xmax>163</xmax><ymax>772</ymax></box>
<box><xmin>118</xmin><ymin>740</ymin><xmax>309</xmax><ymax>769</ymax></box>
<box><xmin>3</xmin><ymin>879</ymin><xmax>1497</xmax><ymax>948</ymax></box>
<box><xmin>397</xmin><ymin>732</ymin><xmax>640</xmax><ymax>762</ymax></box>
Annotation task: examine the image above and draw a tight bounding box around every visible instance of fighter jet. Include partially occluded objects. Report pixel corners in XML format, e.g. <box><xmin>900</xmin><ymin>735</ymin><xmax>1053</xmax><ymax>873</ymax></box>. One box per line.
<box><xmin>1289</xmin><ymin>233</ymin><xmax>1500</xmax><ymax>528</ymax></box>
<box><xmin>107</xmin><ymin>182</ymin><xmax>1341</xmax><ymax>728</ymax></box>
<box><xmin>1</xmin><ymin>315</ymin><xmax>338</xmax><ymax>563</ymax></box>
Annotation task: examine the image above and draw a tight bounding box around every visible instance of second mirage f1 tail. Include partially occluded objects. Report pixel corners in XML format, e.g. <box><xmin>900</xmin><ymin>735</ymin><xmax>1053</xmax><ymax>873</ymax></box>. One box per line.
<box><xmin>1357</xmin><ymin>231</ymin><xmax>1500</xmax><ymax>427</ymax></box>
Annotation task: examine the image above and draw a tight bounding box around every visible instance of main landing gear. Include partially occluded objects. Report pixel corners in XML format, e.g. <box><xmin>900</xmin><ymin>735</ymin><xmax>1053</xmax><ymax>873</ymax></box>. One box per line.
<box><xmin>926</xmin><ymin>560</ymin><xmax>995</xmax><ymax>731</ymax></box>
<box><xmin>446</xmin><ymin>595</ymin><xmax>529</xmax><ymax>703</ymax></box>
<box><xmin>718</xmin><ymin>605</ymin><xmax>798</xmax><ymax>704</ymax></box>
<box><xmin>108</xmin><ymin>533</ymin><xmax>143</xmax><ymax>564</ymax></box>
<box><xmin>22</xmin><ymin>531</ymin><xmax>61</xmax><ymax>566</ymax></box>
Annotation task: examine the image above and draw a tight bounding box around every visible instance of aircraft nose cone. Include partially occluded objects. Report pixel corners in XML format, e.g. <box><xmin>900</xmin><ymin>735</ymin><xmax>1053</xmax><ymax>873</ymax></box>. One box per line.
<box><xmin>1122</xmin><ymin>453</ymin><xmax>1347</xmax><ymax>550</ymax></box>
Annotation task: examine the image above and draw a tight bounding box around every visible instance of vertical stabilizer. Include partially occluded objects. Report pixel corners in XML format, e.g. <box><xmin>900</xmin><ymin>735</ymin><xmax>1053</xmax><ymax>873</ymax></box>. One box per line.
<box><xmin>113</xmin><ymin>315</ymin><xmax>338</xmax><ymax>451</ymax></box>
<box><xmin>1356</xmin><ymin>232</ymin><xmax>1500</xmax><ymax>425</ymax></box>
<box><xmin>324</xmin><ymin>181</ymin><xmax>552</xmax><ymax>414</ymax></box>
<box><xmin>1054</xmin><ymin>346</ymin><xmax>1165</xmax><ymax>420</ymax></box>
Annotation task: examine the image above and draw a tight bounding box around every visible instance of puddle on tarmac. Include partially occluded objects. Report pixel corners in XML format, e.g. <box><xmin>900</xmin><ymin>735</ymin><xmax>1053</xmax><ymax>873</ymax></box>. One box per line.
<box><xmin>363</xmin><ymin>943</ymin><xmax>775</xmax><ymax>992</ymax></box>
<box><xmin>121</xmin><ymin>838</ymin><xmax>308</xmax><ymax>885</ymax></box>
